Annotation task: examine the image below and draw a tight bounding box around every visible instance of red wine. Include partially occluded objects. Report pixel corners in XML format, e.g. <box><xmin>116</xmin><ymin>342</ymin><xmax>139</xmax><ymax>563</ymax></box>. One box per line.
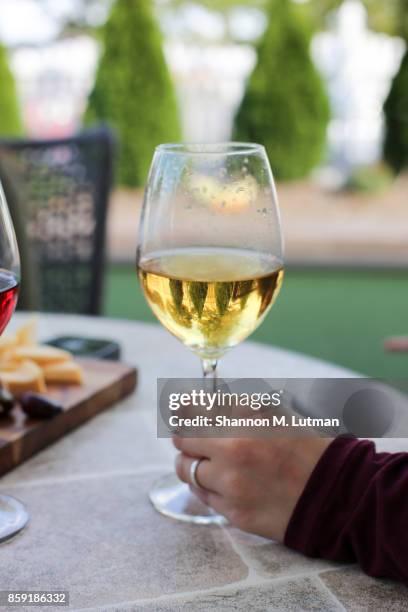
<box><xmin>0</xmin><ymin>270</ymin><xmax>19</xmax><ymax>336</ymax></box>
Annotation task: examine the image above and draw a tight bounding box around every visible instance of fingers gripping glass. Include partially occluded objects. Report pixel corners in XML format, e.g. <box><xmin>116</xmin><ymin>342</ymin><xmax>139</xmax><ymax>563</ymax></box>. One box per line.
<box><xmin>136</xmin><ymin>143</ymin><xmax>284</xmax><ymax>524</ymax></box>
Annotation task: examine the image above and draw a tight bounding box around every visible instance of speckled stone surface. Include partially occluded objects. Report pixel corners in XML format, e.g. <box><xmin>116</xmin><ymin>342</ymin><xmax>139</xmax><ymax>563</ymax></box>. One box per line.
<box><xmin>0</xmin><ymin>473</ymin><xmax>247</xmax><ymax>609</ymax></box>
<box><xmin>0</xmin><ymin>314</ymin><xmax>406</xmax><ymax>611</ymax></box>
<box><xmin>320</xmin><ymin>567</ymin><xmax>408</xmax><ymax>611</ymax></box>
<box><xmin>226</xmin><ymin>528</ymin><xmax>339</xmax><ymax>579</ymax></box>
<box><xmin>103</xmin><ymin>577</ymin><xmax>344</xmax><ymax>611</ymax></box>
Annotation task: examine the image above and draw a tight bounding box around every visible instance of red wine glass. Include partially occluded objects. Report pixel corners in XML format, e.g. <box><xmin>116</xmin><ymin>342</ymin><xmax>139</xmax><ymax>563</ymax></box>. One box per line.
<box><xmin>0</xmin><ymin>179</ymin><xmax>29</xmax><ymax>542</ymax></box>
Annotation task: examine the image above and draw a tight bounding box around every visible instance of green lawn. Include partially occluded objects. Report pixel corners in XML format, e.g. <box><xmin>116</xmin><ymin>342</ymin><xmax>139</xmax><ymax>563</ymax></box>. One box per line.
<box><xmin>104</xmin><ymin>265</ymin><xmax>408</xmax><ymax>378</ymax></box>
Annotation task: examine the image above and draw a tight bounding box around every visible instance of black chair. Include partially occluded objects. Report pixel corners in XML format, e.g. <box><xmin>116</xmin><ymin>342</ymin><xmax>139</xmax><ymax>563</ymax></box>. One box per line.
<box><xmin>0</xmin><ymin>127</ymin><xmax>115</xmax><ymax>315</ymax></box>
<box><xmin>0</xmin><ymin>162</ymin><xmax>39</xmax><ymax>311</ymax></box>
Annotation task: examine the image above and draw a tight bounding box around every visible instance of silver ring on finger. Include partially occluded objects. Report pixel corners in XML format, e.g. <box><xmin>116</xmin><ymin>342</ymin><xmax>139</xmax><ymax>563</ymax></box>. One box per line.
<box><xmin>190</xmin><ymin>458</ymin><xmax>204</xmax><ymax>490</ymax></box>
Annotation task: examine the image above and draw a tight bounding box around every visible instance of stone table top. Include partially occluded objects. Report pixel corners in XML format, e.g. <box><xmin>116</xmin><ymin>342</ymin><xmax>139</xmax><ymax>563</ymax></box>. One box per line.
<box><xmin>1</xmin><ymin>313</ymin><xmax>407</xmax><ymax>611</ymax></box>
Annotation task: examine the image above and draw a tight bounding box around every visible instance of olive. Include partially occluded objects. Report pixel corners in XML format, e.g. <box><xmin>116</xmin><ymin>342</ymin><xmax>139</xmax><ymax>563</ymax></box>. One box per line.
<box><xmin>0</xmin><ymin>387</ymin><xmax>15</xmax><ymax>416</ymax></box>
<box><xmin>20</xmin><ymin>392</ymin><xmax>63</xmax><ymax>419</ymax></box>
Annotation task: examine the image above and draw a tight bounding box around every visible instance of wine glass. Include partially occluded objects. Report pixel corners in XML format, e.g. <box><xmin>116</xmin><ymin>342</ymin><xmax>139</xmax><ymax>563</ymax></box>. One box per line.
<box><xmin>136</xmin><ymin>143</ymin><xmax>283</xmax><ymax>524</ymax></box>
<box><xmin>0</xmin><ymin>180</ymin><xmax>29</xmax><ymax>542</ymax></box>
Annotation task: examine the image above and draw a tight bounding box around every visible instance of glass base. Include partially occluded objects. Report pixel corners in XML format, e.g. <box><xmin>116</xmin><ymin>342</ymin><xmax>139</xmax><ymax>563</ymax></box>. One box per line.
<box><xmin>0</xmin><ymin>495</ymin><xmax>29</xmax><ymax>543</ymax></box>
<box><xmin>149</xmin><ymin>472</ymin><xmax>227</xmax><ymax>525</ymax></box>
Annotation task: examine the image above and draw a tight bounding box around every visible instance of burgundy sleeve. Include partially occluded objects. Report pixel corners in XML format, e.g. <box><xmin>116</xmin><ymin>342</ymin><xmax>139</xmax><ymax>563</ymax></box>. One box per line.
<box><xmin>284</xmin><ymin>436</ymin><xmax>408</xmax><ymax>582</ymax></box>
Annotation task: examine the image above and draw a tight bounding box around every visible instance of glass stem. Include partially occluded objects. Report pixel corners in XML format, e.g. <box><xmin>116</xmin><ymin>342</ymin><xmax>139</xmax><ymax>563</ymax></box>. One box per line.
<box><xmin>202</xmin><ymin>358</ymin><xmax>218</xmax><ymax>392</ymax></box>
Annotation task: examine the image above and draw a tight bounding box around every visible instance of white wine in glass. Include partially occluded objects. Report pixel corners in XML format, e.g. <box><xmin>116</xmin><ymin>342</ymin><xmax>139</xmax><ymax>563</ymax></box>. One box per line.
<box><xmin>139</xmin><ymin>248</ymin><xmax>283</xmax><ymax>361</ymax></box>
<box><xmin>137</xmin><ymin>143</ymin><xmax>283</xmax><ymax>524</ymax></box>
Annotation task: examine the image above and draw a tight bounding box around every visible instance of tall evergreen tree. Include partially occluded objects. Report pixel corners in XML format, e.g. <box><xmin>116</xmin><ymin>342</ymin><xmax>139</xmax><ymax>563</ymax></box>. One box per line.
<box><xmin>234</xmin><ymin>0</ymin><xmax>330</xmax><ymax>180</ymax></box>
<box><xmin>85</xmin><ymin>0</ymin><xmax>181</xmax><ymax>187</ymax></box>
<box><xmin>0</xmin><ymin>44</ymin><xmax>22</xmax><ymax>136</ymax></box>
<box><xmin>383</xmin><ymin>48</ymin><xmax>408</xmax><ymax>173</ymax></box>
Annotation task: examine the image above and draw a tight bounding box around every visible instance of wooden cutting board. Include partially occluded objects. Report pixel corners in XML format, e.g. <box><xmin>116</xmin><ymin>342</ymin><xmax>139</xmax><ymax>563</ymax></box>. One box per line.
<box><xmin>0</xmin><ymin>358</ymin><xmax>137</xmax><ymax>477</ymax></box>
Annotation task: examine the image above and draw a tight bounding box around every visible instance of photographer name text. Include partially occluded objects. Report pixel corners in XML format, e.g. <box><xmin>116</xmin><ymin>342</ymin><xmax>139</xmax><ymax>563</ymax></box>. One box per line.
<box><xmin>168</xmin><ymin>414</ymin><xmax>340</xmax><ymax>428</ymax></box>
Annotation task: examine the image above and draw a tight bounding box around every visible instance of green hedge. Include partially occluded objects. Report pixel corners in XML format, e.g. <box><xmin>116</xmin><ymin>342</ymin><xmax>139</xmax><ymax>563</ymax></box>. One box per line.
<box><xmin>234</xmin><ymin>0</ymin><xmax>330</xmax><ymax>181</ymax></box>
<box><xmin>383</xmin><ymin>49</ymin><xmax>408</xmax><ymax>173</ymax></box>
<box><xmin>0</xmin><ymin>44</ymin><xmax>22</xmax><ymax>136</ymax></box>
<box><xmin>85</xmin><ymin>0</ymin><xmax>181</xmax><ymax>187</ymax></box>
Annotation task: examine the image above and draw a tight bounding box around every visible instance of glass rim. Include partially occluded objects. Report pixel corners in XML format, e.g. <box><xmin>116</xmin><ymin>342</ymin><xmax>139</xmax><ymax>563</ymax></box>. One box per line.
<box><xmin>155</xmin><ymin>142</ymin><xmax>265</xmax><ymax>156</ymax></box>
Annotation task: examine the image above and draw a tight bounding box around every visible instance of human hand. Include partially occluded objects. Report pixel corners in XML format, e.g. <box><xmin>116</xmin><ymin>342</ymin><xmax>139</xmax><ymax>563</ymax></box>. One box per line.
<box><xmin>173</xmin><ymin>435</ymin><xmax>332</xmax><ymax>541</ymax></box>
